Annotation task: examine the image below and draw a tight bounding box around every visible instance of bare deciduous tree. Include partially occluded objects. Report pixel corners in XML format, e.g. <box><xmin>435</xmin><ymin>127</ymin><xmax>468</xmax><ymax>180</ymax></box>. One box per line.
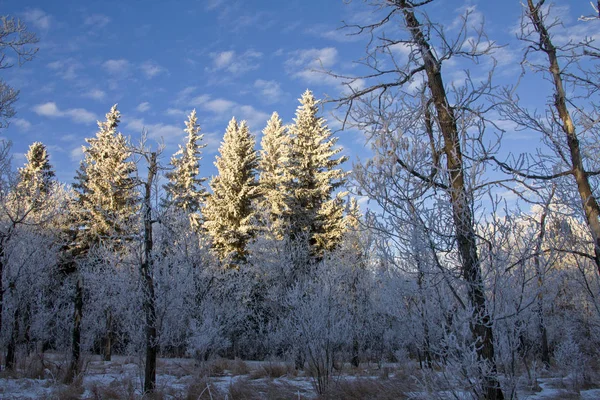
<box><xmin>331</xmin><ymin>1</ymin><xmax>504</xmax><ymax>398</ymax></box>
<box><xmin>0</xmin><ymin>15</ymin><xmax>39</xmax><ymax>129</ymax></box>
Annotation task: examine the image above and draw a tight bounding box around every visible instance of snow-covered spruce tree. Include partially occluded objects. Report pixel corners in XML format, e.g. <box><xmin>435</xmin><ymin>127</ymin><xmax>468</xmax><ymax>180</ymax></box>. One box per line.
<box><xmin>73</xmin><ymin>104</ymin><xmax>138</xmax><ymax>247</ymax></box>
<box><xmin>164</xmin><ymin>109</ymin><xmax>207</xmax><ymax>230</ymax></box>
<box><xmin>69</xmin><ymin>104</ymin><xmax>137</xmax><ymax>367</ymax></box>
<box><xmin>17</xmin><ymin>142</ymin><xmax>55</xmax><ymax>200</ymax></box>
<box><xmin>285</xmin><ymin>90</ymin><xmax>347</xmax><ymax>257</ymax></box>
<box><xmin>258</xmin><ymin>112</ymin><xmax>289</xmax><ymax>239</ymax></box>
<box><xmin>203</xmin><ymin>117</ymin><xmax>259</xmax><ymax>264</ymax></box>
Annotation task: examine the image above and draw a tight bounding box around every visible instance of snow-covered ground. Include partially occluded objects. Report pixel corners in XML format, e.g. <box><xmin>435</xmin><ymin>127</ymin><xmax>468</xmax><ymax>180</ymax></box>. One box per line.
<box><xmin>0</xmin><ymin>354</ymin><xmax>599</xmax><ymax>399</ymax></box>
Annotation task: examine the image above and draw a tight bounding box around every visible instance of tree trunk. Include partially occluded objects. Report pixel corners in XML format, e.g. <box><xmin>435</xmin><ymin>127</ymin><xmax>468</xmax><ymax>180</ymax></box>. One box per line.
<box><xmin>103</xmin><ymin>311</ymin><xmax>112</xmax><ymax>362</ymax></box>
<box><xmin>417</xmin><ymin>270</ymin><xmax>432</xmax><ymax>369</ymax></box>
<box><xmin>5</xmin><ymin>308</ymin><xmax>19</xmax><ymax>369</ymax></box>
<box><xmin>399</xmin><ymin>2</ymin><xmax>503</xmax><ymax>398</ymax></box>
<box><xmin>0</xmin><ymin>239</ymin><xmax>5</xmax><ymax>342</ymax></box>
<box><xmin>141</xmin><ymin>152</ymin><xmax>158</xmax><ymax>394</ymax></box>
<box><xmin>65</xmin><ymin>274</ymin><xmax>83</xmax><ymax>384</ymax></box>
<box><xmin>534</xmin><ymin>186</ymin><xmax>554</xmax><ymax>368</ymax></box>
<box><xmin>527</xmin><ymin>0</ymin><xmax>600</xmax><ymax>275</ymax></box>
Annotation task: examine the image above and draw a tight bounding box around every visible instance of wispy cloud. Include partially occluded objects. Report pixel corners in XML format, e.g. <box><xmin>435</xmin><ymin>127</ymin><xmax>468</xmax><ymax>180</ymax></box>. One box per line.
<box><xmin>209</xmin><ymin>49</ymin><xmax>262</xmax><ymax>74</ymax></box>
<box><xmin>254</xmin><ymin>79</ymin><xmax>283</xmax><ymax>103</ymax></box>
<box><xmin>70</xmin><ymin>146</ymin><xmax>84</xmax><ymax>162</ymax></box>
<box><xmin>140</xmin><ymin>61</ymin><xmax>166</xmax><ymax>79</ymax></box>
<box><xmin>285</xmin><ymin>47</ymin><xmax>339</xmax><ymax>86</ymax></box>
<box><xmin>47</xmin><ymin>58</ymin><xmax>81</xmax><ymax>80</ymax></box>
<box><xmin>22</xmin><ymin>8</ymin><xmax>51</xmax><ymax>31</ymax></box>
<box><xmin>124</xmin><ymin>118</ymin><xmax>182</xmax><ymax>143</ymax></box>
<box><xmin>84</xmin><ymin>14</ymin><xmax>111</xmax><ymax>28</ymax></box>
<box><xmin>13</xmin><ymin>118</ymin><xmax>32</xmax><ymax>131</ymax></box>
<box><xmin>305</xmin><ymin>24</ymin><xmax>362</xmax><ymax>43</ymax></box>
<box><xmin>136</xmin><ymin>102</ymin><xmax>151</xmax><ymax>112</ymax></box>
<box><xmin>205</xmin><ymin>0</ymin><xmax>226</xmax><ymax>11</ymax></box>
<box><xmin>103</xmin><ymin>59</ymin><xmax>131</xmax><ymax>76</ymax></box>
<box><xmin>33</xmin><ymin>102</ymin><xmax>97</xmax><ymax>124</ymax></box>
<box><xmin>165</xmin><ymin>108</ymin><xmax>186</xmax><ymax>117</ymax></box>
<box><xmin>83</xmin><ymin>89</ymin><xmax>106</xmax><ymax>101</ymax></box>
<box><xmin>178</xmin><ymin>88</ymin><xmax>270</xmax><ymax>130</ymax></box>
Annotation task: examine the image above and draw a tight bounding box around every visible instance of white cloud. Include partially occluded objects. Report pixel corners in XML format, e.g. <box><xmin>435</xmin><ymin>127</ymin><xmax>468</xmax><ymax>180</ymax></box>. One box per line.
<box><xmin>70</xmin><ymin>146</ymin><xmax>84</xmax><ymax>162</ymax></box>
<box><xmin>137</xmin><ymin>102</ymin><xmax>151</xmax><ymax>112</ymax></box>
<box><xmin>202</xmin><ymin>131</ymin><xmax>222</xmax><ymax>154</ymax></box>
<box><xmin>166</xmin><ymin>108</ymin><xmax>186</xmax><ymax>116</ymax></box>
<box><xmin>178</xmin><ymin>88</ymin><xmax>270</xmax><ymax>130</ymax></box>
<box><xmin>140</xmin><ymin>61</ymin><xmax>166</xmax><ymax>79</ymax></box>
<box><xmin>13</xmin><ymin>118</ymin><xmax>32</xmax><ymax>131</ymax></box>
<box><xmin>22</xmin><ymin>8</ymin><xmax>51</xmax><ymax>31</ymax></box>
<box><xmin>125</xmin><ymin>118</ymin><xmax>182</xmax><ymax>143</ymax></box>
<box><xmin>209</xmin><ymin>49</ymin><xmax>262</xmax><ymax>74</ymax></box>
<box><xmin>84</xmin><ymin>14</ymin><xmax>111</xmax><ymax>28</ymax></box>
<box><xmin>103</xmin><ymin>59</ymin><xmax>131</xmax><ymax>75</ymax></box>
<box><xmin>65</xmin><ymin>109</ymin><xmax>97</xmax><ymax>124</ymax></box>
<box><xmin>254</xmin><ymin>79</ymin><xmax>283</xmax><ymax>103</ymax></box>
<box><xmin>236</xmin><ymin>105</ymin><xmax>270</xmax><ymax>130</ymax></box>
<box><xmin>346</xmin><ymin>78</ymin><xmax>365</xmax><ymax>92</ymax></box>
<box><xmin>83</xmin><ymin>89</ymin><xmax>106</xmax><ymax>101</ymax></box>
<box><xmin>305</xmin><ymin>24</ymin><xmax>362</xmax><ymax>43</ymax></box>
<box><xmin>205</xmin><ymin>0</ymin><xmax>226</xmax><ymax>10</ymax></box>
<box><xmin>213</xmin><ymin>51</ymin><xmax>234</xmax><ymax>69</ymax></box>
<box><xmin>450</xmin><ymin>5</ymin><xmax>484</xmax><ymax>31</ymax></box>
<box><xmin>47</xmin><ymin>58</ymin><xmax>81</xmax><ymax>80</ymax></box>
<box><xmin>33</xmin><ymin>102</ymin><xmax>61</xmax><ymax>117</ymax></box>
<box><xmin>285</xmin><ymin>47</ymin><xmax>340</xmax><ymax>85</ymax></box>
<box><xmin>204</xmin><ymin>98</ymin><xmax>236</xmax><ymax>114</ymax></box>
<box><xmin>33</xmin><ymin>102</ymin><xmax>97</xmax><ymax>124</ymax></box>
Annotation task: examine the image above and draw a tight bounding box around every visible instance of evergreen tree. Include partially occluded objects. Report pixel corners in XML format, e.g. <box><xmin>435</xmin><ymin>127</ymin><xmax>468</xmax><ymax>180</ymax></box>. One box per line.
<box><xmin>203</xmin><ymin>117</ymin><xmax>258</xmax><ymax>263</ymax></box>
<box><xmin>164</xmin><ymin>109</ymin><xmax>207</xmax><ymax>229</ymax></box>
<box><xmin>73</xmin><ymin>104</ymin><xmax>138</xmax><ymax>245</ymax></box>
<box><xmin>258</xmin><ymin>112</ymin><xmax>289</xmax><ymax>238</ymax></box>
<box><xmin>285</xmin><ymin>90</ymin><xmax>347</xmax><ymax>256</ymax></box>
<box><xmin>17</xmin><ymin>142</ymin><xmax>55</xmax><ymax>209</ymax></box>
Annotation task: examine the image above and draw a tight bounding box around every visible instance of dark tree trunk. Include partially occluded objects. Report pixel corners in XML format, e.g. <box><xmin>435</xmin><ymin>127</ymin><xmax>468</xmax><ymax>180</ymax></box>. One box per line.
<box><xmin>5</xmin><ymin>308</ymin><xmax>19</xmax><ymax>369</ymax></box>
<box><xmin>534</xmin><ymin>186</ymin><xmax>554</xmax><ymax>368</ymax></box>
<box><xmin>351</xmin><ymin>339</ymin><xmax>360</xmax><ymax>368</ymax></box>
<box><xmin>103</xmin><ymin>311</ymin><xmax>112</xmax><ymax>362</ymax></box>
<box><xmin>417</xmin><ymin>271</ymin><xmax>432</xmax><ymax>369</ymax></box>
<box><xmin>0</xmin><ymin>239</ymin><xmax>5</xmax><ymax>342</ymax></box>
<box><xmin>141</xmin><ymin>152</ymin><xmax>158</xmax><ymax>394</ymax></box>
<box><xmin>65</xmin><ymin>274</ymin><xmax>83</xmax><ymax>384</ymax></box>
<box><xmin>527</xmin><ymin>0</ymin><xmax>600</xmax><ymax>275</ymax></box>
<box><xmin>399</xmin><ymin>2</ymin><xmax>503</xmax><ymax>398</ymax></box>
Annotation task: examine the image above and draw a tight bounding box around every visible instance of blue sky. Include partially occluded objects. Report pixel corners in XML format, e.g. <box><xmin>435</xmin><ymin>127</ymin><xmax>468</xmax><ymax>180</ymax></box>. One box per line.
<box><xmin>2</xmin><ymin>0</ymin><xmax>599</xmax><ymax>189</ymax></box>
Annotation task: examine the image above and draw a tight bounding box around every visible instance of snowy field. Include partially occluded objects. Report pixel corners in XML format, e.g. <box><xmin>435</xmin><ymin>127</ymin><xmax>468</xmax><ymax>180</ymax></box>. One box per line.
<box><xmin>0</xmin><ymin>353</ymin><xmax>599</xmax><ymax>399</ymax></box>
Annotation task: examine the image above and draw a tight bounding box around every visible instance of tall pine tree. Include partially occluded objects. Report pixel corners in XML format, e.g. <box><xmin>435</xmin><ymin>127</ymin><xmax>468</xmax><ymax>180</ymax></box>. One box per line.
<box><xmin>73</xmin><ymin>104</ymin><xmax>138</xmax><ymax>246</ymax></box>
<box><xmin>285</xmin><ymin>90</ymin><xmax>347</xmax><ymax>256</ymax></box>
<box><xmin>258</xmin><ymin>112</ymin><xmax>289</xmax><ymax>239</ymax></box>
<box><xmin>164</xmin><ymin>109</ymin><xmax>207</xmax><ymax>229</ymax></box>
<box><xmin>203</xmin><ymin>117</ymin><xmax>258</xmax><ymax>263</ymax></box>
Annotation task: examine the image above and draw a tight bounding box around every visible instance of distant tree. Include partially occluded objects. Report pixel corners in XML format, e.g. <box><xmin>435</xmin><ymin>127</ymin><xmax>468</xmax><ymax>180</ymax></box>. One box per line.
<box><xmin>203</xmin><ymin>118</ymin><xmax>258</xmax><ymax>263</ymax></box>
<box><xmin>285</xmin><ymin>90</ymin><xmax>347</xmax><ymax>257</ymax></box>
<box><xmin>164</xmin><ymin>109</ymin><xmax>207</xmax><ymax>230</ymax></box>
<box><xmin>0</xmin><ymin>15</ymin><xmax>39</xmax><ymax>129</ymax></box>
<box><xmin>258</xmin><ymin>112</ymin><xmax>289</xmax><ymax>239</ymax></box>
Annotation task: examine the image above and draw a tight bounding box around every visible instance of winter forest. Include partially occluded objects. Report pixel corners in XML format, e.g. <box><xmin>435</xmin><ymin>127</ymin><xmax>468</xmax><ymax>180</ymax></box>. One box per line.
<box><xmin>2</xmin><ymin>0</ymin><xmax>600</xmax><ymax>399</ymax></box>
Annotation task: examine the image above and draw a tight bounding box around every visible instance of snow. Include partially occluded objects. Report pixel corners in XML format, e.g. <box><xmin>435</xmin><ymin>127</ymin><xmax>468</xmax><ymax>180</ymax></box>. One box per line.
<box><xmin>1</xmin><ymin>356</ymin><xmax>599</xmax><ymax>399</ymax></box>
